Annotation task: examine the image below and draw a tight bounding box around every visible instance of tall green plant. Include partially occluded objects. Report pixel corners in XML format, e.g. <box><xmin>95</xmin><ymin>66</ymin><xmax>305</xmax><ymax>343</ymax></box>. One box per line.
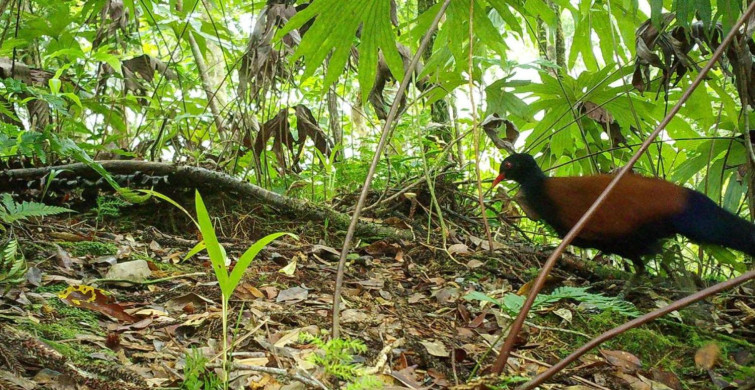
<box><xmin>194</xmin><ymin>191</ymin><xmax>295</xmax><ymax>387</ymax></box>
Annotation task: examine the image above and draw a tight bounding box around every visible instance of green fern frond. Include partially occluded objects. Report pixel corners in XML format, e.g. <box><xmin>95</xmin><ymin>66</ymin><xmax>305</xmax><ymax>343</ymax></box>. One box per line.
<box><xmin>0</xmin><ymin>193</ymin><xmax>73</xmax><ymax>224</ymax></box>
<box><xmin>465</xmin><ymin>286</ymin><xmax>640</xmax><ymax>318</ymax></box>
<box><xmin>0</xmin><ymin>239</ymin><xmax>26</xmax><ymax>285</ymax></box>
<box><xmin>549</xmin><ymin>286</ymin><xmax>640</xmax><ymax>317</ymax></box>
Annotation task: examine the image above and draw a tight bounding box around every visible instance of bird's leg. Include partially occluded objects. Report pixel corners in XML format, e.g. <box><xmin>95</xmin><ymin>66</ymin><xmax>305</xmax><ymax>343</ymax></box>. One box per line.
<box><xmin>617</xmin><ymin>258</ymin><xmax>645</xmax><ymax>299</ymax></box>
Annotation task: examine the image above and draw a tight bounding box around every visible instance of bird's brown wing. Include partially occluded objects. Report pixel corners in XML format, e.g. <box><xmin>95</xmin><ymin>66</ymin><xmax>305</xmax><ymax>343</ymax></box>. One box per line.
<box><xmin>544</xmin><ymin>174</ymin><xmax>688</xmax><ymax>241</ymax></box>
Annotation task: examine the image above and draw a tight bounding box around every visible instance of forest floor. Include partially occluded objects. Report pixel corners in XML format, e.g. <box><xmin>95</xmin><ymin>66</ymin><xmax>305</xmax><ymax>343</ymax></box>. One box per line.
<box><xmin>2</xmin><ymin>188</ymin><xmax>753</xmax><ymax>390</ymax></box>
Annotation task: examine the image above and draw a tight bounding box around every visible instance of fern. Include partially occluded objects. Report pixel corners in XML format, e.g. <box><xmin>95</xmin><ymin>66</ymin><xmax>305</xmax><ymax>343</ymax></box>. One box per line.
<box><xmin>0</xmin><ymin>239</ymin><xmax>26</xmax><ymax>285</ymax></box>
<box><xmin>299</xmin><ymin>333</ymin><xmax>380</xmax><ymax>386</ymax></box>
<box><xmin>0</xmin><ymin>193</ymin><xmax>73</xmax><ymax>224</ymax></box>
<box><xmin>465</xmin><ymin>286</ymin><xmax>640</xmax><ymax>318</ymax></box>
<box><xmin>95</xmin><ymin>195</ymin><xmax>129</xmax><ymax>222</ymax></box>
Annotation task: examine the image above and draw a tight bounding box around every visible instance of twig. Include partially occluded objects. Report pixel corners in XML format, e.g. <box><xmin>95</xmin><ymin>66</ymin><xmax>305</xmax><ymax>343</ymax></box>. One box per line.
<box><xmin>331</xmin><ymin>0</ymin><xmax>452</xmax><ymax>339</ymax></box>
<box><xmin>362</xmin><ymin>338</ymin><xmax>404</xmax><ymax>375</ymax></box>
<box><xmin>467</xmin><ymin>0</ymin><xmax>494</xmax><ymax>254</ymax></box>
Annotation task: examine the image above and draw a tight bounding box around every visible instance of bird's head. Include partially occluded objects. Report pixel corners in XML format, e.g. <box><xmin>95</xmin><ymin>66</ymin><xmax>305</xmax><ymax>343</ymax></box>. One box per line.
<box><xmin>492</xmin><ymin>153</ymin><xmax>541</xmax><ymax>187</ymax></box>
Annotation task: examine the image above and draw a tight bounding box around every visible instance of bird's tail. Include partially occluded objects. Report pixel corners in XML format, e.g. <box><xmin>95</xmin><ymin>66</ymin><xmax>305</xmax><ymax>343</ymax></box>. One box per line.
<box><xmin>673</xmin><ymin>190</ymin><xmax>755</xmax><ymax>257</ymax></box>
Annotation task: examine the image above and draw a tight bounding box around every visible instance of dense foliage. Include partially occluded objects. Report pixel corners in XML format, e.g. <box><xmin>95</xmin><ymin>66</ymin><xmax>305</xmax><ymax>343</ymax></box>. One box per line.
<box><xmin>1</xmin><ymin>0</ymin><xmax>753</xmax><ymax>277</ymax></box>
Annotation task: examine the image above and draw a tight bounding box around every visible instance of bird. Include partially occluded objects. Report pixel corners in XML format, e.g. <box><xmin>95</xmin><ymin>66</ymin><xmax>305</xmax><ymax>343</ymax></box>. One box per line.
<box><xmin>492</xmin><ymin>153</ymin><xmax>755</xmax><ymax>277</ymax></box>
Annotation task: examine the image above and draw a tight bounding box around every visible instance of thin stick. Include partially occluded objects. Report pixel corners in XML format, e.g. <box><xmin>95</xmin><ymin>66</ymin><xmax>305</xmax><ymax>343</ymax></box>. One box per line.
<box><xmin>467</xmin><ymin>0</ymin><xmax>494</xmax><ymax>252</ymax></box>
<box><xmin>492</xmin><ymin>0</ymin><xmax>755</xmax><ymax>374</ymax></box>
<box><xmin>331</xmin><ymin>0</ymin><xmax>452</xmax><ymax>339</ymax></box>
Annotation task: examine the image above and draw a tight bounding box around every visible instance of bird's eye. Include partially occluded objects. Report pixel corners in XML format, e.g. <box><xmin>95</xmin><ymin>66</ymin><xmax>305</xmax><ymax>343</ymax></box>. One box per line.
<box><xmin>504</xmin><ymin>161</ymin><xmax>512</xmax><ymax>169</ymax></box>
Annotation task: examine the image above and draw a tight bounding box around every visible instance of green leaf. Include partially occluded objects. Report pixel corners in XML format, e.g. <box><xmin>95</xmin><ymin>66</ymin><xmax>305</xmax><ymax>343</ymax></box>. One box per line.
<box><xmin>717</xmin><ymin>0</ymin><xmax>740</xmax><ymax>33</ymax></box>
<box><xmin>674</xmin><ymin>0</ymin><xmax>690</xmax><ymax>27</ymax></box>
<box><xmin>227</xmin><ymin>232</ymin><xmax>296</xmax><ymax>290</ymax></box>
<box><xmin>488</xmin><ymin>0</ymin><xmax>523</xmax><ymax>36</ymax></box>
<box><xmin>569</xmin><ymin>2</ymin><xmax>599</xmax><ymax>70</ymax></box>
<box><xmin>650</xmin><ymin>0</ymin><xmax>663</xmax><ymax>29</ymax></box>
<box><xmin>696</xmin><ymin>0</ymin><xmax>712</xmax><ymax>28</ymax></box>
<box><xmin>524</xmin><ymin>0</ymin><xmax>558</xmax><ymax>25</ymax></box>
<box><xmin>62</xmin><ymin>93</ymin><xmax>82</xmax><ymax>108</ymax></box>
<box><xmin>195</xmin><ymin>191</ymin><xmax>230</xmax><ymax>297</ymax></box>
<box><xmin>463</xmin><ymin>290</ymin><xmax>502</xmax><ymax>306</ymax></box>
<box><xmin>183</xmin><ymin>241</ymin><xmax>206</xmax><ymax>262</ymax></box>
<box><xmin>723</xmin><ymin>173</ymin><xmax>745</xmax><ymax>212</ymax></box>
<box><xmin>594</xmin><ymin>9</ymin><xmax>618</xmax><ymax>65</ymax></box>
<box><xmin>48</xmin><ymin>78</ymin><xmax>61</xmax><ymax>94</ymax></box>
<box><xmin>0</xmin><ymin>239</ymin><xmax>26</xmax><ymax>285</ymax></box>
<box><xmin>92</xmin><ymin>48</ymin><xmax>122</xmax><ymax>73</ymax></box>
<box><xmin>471</xmin><ymin>1</ymin><xmax>508</xmax><ymax>57</ymax></box>
<box><xmin>708</xmin><ymin>76</ymin><xmax>739</xmax><ymax>130</ymax></box>
<box><xmin>359</xmin><ymin>0</ymin><xmax>402</xmax><ymax>102</ymax></box>
<box><xmin>0</xmin><ymin>193</ymin><xmax>73</xmax><ymax>224</ymax></box>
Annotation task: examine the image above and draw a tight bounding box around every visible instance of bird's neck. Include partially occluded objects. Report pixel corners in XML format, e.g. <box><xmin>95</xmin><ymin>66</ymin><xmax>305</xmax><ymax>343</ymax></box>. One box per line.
<box><xmin>518</xmin><ymin>171</ymin><xmax>546</xmax><ymax>192</ymax></box>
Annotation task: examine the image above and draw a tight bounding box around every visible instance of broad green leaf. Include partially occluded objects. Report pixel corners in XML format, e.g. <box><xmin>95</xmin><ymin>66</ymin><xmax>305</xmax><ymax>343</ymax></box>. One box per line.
<box><xmin>195</xmin><ymin>191</ymin><xmax>229</xmax><ymax>295</ymax></box>
<box><xmin>717</xmin><ymin>0</ymin><xmax>740</xmax><ymax>33</ymax></box>
<box><xmin>708</xmin><ymin>77</ymin><xmax>739</xmax><ymax>131</ymax></box>
<box><xmin>674</xmin><ymin>0</ymin><xmax>690</xmax><ymax>27</ymax></box>
<box><xmin>184</xmin><ymin>241</ymin><xmax>206</xmax><ymax>262</ymax></box>
<box><xmin>696</xmin><ymin>0</ymin><xmax>712</xmax><ymax>28</ymax></box>
<box><xmin>472</xmin><ymin>1</ymin><xmax>508</xmax><ymax>58</ymax></box>
<box><xmin>593</xmin><ymin>10</ymin><xmax>620</xmax><ymax>65</ymax></box>
<box><xmin>569</xmin><ymin>2</ymin><xmax>599</xmax><ymax>70</ymax></box>
<box><xmin>359</xmin><ymin>0</ymin><xmax>403</xmax><ymax>102</ymax></box>
<box><xmin>227</xmin><ymin>232</ymin><xmax>297</xmax><ymax>290</ymax></box>
<box><xmin>92</xmin><ymin>49</ymin><xmax>122</xmax><ymax>73</ymax></box>
<box><xmin>723</xmin><ymin>173</ymin><xmax>745</xmax><ymax>212</ymax></box>
<box><xmin>488</xmin><ymin>0</ymin><xmax>523</xmax><ymax>36</ymax></box>
<box><xmin>650</xmin><ymin>0</ymin><xmax>663</xmax><ymax>29</ymax></box>
<box><xmin>524</xmin><ymin>0</ymin><xmax>558</xmax><ymax>25</ymax></box>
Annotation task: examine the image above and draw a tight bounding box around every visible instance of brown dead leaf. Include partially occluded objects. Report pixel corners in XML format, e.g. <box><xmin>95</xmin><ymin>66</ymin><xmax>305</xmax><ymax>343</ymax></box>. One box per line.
<box><xmin>434</xmin><ymin>287</ymin><xmax>459</xmax><ymax>305</ymax></box>
<box><xmin>407</xmin><ymin>293</ymin><xmax>424</xmax><ymax>303</ymax></box>
<box><xmin>341</xmin><ymin>309</ymin><xmax>370</xmax><ymax>324</ymax></box>
<box><xmin>466</xmin><ymin>259</ymin><xmax>484</xmax><ymax>268</ymax></box>
<box><xmin>447</xmin><ymin>243</ymin><xmax>469</xmax><ymax>255</ymax></box>
<box><xmin>357</xmin><ymin>278</ymin><xmax>384</xmax><ymax>289</ymax></box>
<box><xmin>517</xmin><ymin>276</ymin><xmax>558</xmax><ymax>295</ymax></box>
<box><xmin>276</xmin><ymin>286</ymin><xmax>308</xmax><ymax>303</ymax></box>
<box><xmin>259</xmin><ymin>286</ymin><xmax>278</xmax><ymax>300</ymax></box>
<box><xmin>364</xmin><ymin>240</ymin><xmax>401</xmax><ymax>257</ymax></box>
<box><xmin>651</xmin><ymin>368</ymin><xmax>682</xmax><ymax>390</ymax></box>
<box><xmin>235</xmin><ymin>283</ymin><xmax>265</xmax><ymax>300</ymax></box>
<box><xmin>383</xmin><ymin>217</ymin><xmax>410</xmax><ymax>229</ymax></box>
<box><xmin>694</xmin><ymin>343</ymin><xmax>721</xmax><ymax>370</ymax></box>
<box><xmin>480</xmin><ymin>113</ymin><xmax>518</xmax><ymax>152</ymax></box>
<box><xmin>616</xmin><ymin>372</ymin><xmax>673</xmax><ymax>390</ymax></box>
<box><xmin>53</xmin><ymin>244</ymin><xmax>73</xmax><ymax>269</ymax></box>
<box><xmin>165</xmin><ymin>293</ymin><xmax>214</xmax><ymax>313</ymax></box>
<box><xmin>391</xmin><ymin>365</ymin><xmax>422</xmax><ymax>388</ymax></box>
<box><xmin>48</xmin><ymin>231</ymin><xmax>88</xmax><ymax>241</ymax></box>
<box><xmin>600</xmin><ymin>349</ymin><xmax>642</xmax><ymax>373</ymax></box>
<box><xmin>420</xmin><ymin>340</ymin><xmax>449</xmax><ymax>357</ymax></box>
<box><xmin>58</xmin><ymin>285</ymin><xmax>137</xmax><ymax>323</ymax></box>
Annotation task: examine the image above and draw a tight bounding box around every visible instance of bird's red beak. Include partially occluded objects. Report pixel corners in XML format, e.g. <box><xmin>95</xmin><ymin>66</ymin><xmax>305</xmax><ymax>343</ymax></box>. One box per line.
<box><xmin>492</xmin><ymin>173</ymin><xmax>505</xmax><ymax>188</ymax></box>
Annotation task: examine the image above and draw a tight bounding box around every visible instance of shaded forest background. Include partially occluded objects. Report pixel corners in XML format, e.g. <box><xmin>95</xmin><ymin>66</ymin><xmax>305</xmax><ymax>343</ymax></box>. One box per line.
<box><xmin>1</xmin><ymin>0</ymin><xmax>755</xmax><ymax>388</ymax></box>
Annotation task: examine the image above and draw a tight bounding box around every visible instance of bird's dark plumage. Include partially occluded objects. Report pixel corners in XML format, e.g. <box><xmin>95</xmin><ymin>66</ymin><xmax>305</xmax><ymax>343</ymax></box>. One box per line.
<box><xmin>494</xmin><ymin>153</ymin><xmax>755</xmax><ymax>273</ymax></box>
